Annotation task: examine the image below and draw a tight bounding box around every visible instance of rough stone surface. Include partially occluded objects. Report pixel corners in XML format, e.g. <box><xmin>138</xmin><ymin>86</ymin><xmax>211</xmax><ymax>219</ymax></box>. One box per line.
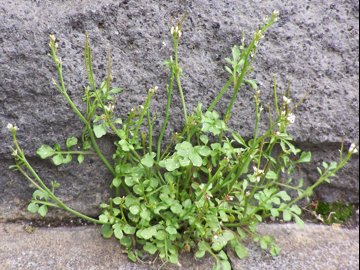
<box><xmin>0</xmin><ymin>0</ymin><xmax>359</xmax><ymax>221</ymax></box>
<box><xmin>0</xmin><ymin>223</ymin><xmax>358</xmax><ymax>270</ymax></box>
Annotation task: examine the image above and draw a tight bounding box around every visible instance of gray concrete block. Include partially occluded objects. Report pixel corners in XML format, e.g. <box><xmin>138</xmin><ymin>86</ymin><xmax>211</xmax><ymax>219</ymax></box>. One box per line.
<box><xmin>0</xmin><ymin>223</ymin><xmax>358</xmax><ymax>270</ymax></box>
<box><xmin>0</xmin><ymin>0</ymin><xmax>358</xmax><ymax>221</ymax></box>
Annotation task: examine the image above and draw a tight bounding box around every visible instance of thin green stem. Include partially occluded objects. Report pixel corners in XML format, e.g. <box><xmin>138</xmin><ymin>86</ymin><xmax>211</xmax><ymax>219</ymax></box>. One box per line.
<box><xmin>207</xmin><ymin>77</ymin><xmax>234</xmax><ymax>112</ymax></box>
<box><xmin>157</xmin><ymin>73</ymin><xmax>175</xmax><ymax>162</ymax></box>
<box><xmin>50</xmin><ymin>46</ymin><xmax>115</xmax><ymax>176</ymax></box>
<box><xmin>147</xmin><ymin>109</ymin><xmax>153</xmax><ymax>154</ymax></box>
<box><xmin>174</xmin><ymin>36</ymin><xmax>188</xmax><ymax>128</ymax></box>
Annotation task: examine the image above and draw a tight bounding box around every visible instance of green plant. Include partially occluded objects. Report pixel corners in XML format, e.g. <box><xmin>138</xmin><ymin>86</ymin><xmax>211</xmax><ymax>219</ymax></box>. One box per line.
<box><xmin>309</xmin><ymin>201</ymin><xmax>355</xmax><ymax>225</ymax></box>
<box><xmin>8</xmin><ymin>11</ymin><xmax>358</xmax><ymax>269</ymax></box>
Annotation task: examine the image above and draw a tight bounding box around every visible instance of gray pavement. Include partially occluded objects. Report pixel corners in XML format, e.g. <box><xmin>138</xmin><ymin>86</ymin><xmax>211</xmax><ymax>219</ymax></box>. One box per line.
<box><xmin>0</xmin><ymin>223</ymin><xmax>358</xmax><ymax>270</ymax></box>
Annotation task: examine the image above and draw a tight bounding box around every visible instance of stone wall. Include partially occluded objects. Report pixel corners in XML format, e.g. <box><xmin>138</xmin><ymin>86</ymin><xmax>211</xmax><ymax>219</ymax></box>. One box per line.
<box><xmin>0</xmin><ymin>0</ymin><xmax>358</xmax><ymax>221</ymax></box>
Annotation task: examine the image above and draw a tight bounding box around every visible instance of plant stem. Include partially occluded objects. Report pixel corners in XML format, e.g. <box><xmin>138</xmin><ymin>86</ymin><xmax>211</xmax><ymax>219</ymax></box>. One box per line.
<box><xmin>173</xmin><ymin>36</ymin><xmax>188</xmax><ymax>128</ymax></box>
<box><xmin>157</xmin><ymin>71</ymin><xmax>175</xmax><ymax>162</ymax></box>
<box><xmin>207</xmin><ymin>77</ymin><xmax>234</xmax><ymax>112</ymax></box>
<box><xmin>50</xmin><ymin>47</ymin><xmax>115</xmax><ymax>176</ymax></box>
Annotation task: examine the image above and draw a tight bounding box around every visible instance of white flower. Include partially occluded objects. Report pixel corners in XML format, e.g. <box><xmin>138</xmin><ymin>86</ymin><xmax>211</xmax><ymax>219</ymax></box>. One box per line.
<box><xmin>7</xmin><ymin>123</ymin><xmax>19</xmax><ymax>132</ymax></box>
<box><xmin>245</xmin><ymin>191</ymin><xmax>251</xmax><ymax>196</ymax></box>
<box><xmin>253</xmin><ymin>166</ymin><xmax>264</xmax><ymax>175</ymax></box>
<box><xmin>11</xmin><ymin>149</ymin><xmax>18</xmax><ymax>157</ymax></box>
<box><xmin>283</xmin><ymin>96</ymin><xmax>292</xmax><ymax>105</ymax></box>
<box><xmin>287</xmin><ymin>113</ymin><xmax>296</xmax><ymax>124</ymax></box>
<box><xmin>273</xmin><ymin>10</ymin><xmax>280</xmax><ymax>16</ymax></box>
<box><xmin>149</xmin><ymin>86</ymin><xmax>158</xmax><ymax>94</ymax></box>
<box><xmin>349</xmin><ymin>143</ymin><xmax>358</xmax><ymax>154</ymax></box>
<box><xmin>276</xmin><ymin>131</ymin><xmax>281</xmax><ymax>136</ymax></box>
<box><xmin>170</xmin><ymin>26</ymin><xmax>175</xmax><ymax>35</ymax></box>
<box><xmin>104</xmin><ymin>104</ymin><xmax>115</xmax><ymax>113</ymax></box>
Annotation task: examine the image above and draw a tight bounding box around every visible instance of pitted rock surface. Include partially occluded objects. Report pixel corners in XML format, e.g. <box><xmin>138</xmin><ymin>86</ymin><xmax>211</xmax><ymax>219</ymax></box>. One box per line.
<box><xmin>0</xmin><ymin>0</ymin><xmax>358</xmax><ymax>221</ymax></box>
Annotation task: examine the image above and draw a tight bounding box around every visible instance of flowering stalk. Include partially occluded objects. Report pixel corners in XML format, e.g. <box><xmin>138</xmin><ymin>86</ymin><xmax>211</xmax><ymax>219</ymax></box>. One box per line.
<box><xmin>49</xmin><ymin>35</ymin><xmax>115</xmax><ymax>176</ymax></box>
<box><xmin>8</xmin><ymin>125</ymin><xmax>108</xmax><ymax>225</ymax></box>
<box><xmin>224</xmin><ymin>11</ymin><xmax>279</xmax><ymax>123</ymax></box>
<box><xmin>172</xmin><ymin>25</ymin><xmax>188</xmax><ymax>131</ymax></box>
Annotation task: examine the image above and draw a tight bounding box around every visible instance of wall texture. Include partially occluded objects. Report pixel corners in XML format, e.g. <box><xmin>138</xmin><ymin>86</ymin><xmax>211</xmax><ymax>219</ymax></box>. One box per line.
<box><xmin>0</xmin><ymin>0</ymin><xmax>358</xmax><ymax>221</ymax></box>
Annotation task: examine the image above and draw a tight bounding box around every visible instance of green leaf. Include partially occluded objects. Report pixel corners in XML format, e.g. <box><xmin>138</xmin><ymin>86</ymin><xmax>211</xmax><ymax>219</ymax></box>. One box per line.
<box><xmin>212</xmin><ymin>231</ymin><xmax>234</xmax><ymax>251</ymax></box>
<box><xmin>290</xmin><ymin>205</ymin><xmax>302</xmax><ymax>215</ymax></box>
<box><xmin>195</xmin><ymin>249</ymin><xmax>206</xmax><ymax>259</ymax></box>
<box><xmin>260</xmin><ymin>238</ymin><xmax>268</xmax><ymax>250</ymax></box>
<box><xmin>52</xmin><ymin>154</ymin><xmax>64</xmax><ymax>166</ymax></box>
<box><xmin>113</xmin><ymin>224</ymin><xmax>124</xmax><ymax>239</ymax></box>
<box><xmin>62</xmin><ymin>154</ymin><xmax>72</xmax><ymax>164</ymax></box>
<box><xmin>137</xmin><ymin>227</ymin><xmax>157</xmax><ymax>240</ymax></box>
<box><xmin>27</xmin><ymin>202</ymin><xmax>39</xmax><ymax>214</ymax></box>
<box><xmin>217</xmin><ymin>250</ymin><xmax>228</xmax><ymax>261</ymax></box>
<box><xmin>294</xmin><ymin>215</ymin><xmax>305</xmax><ymax>228</ymax></box>
<box><xmin>129</xmin><ymin>205</ymin><xmax>140</xmax><ymax>215</ymax></box>
<box><xmin>169</xmin><ymin>253</ymin><xmax>179</xmax><ymax>264</ymax></box>
<box><xmin>170</xmin><ymin>203</ymin><xmax>183</xmax><ymax>215</ymax></box>
<box><xmin>112</xmin><ymin>177</ymin><xmax>121</xmax><ymax>188</ymax></box>
<box><xmin>101</xmin><ymin>224</ymin><xmax>113</xmax><ymax>239</ymax></box>
<box><xmin>125</xmin><ymin>176</ymin><xmax>137</xmax><ymax>187</ymax></box>
<box><xmin>265</xmin><ymin>171</ymin><xmax>277</xmax><ymax>180</ymax></box>
<box><xmin>196</xmin><ymin>146</ymin><xmax>211</xmax><ymax>157</ymax></box>
<box><xmin>109</xmin><ymin>87</ymin><xmax>123</xmax><ymax>94</ymax></box>
<box><xmin>297</xmin><ymin>151</ymin><xmax>312</xmax><ymax>163</ymax></box>
<box><xmin>123</xmin><ymin>224</ymin><xmax>136</xmax><ymax>235</ymax></box>
<box><xmin>271</xmin><ymin>209</ymin><xmax>279</xmax><ymax>218</ymax></box>
<box><xmin>112</xmin><ymin>197</ymin><xmax>122</xmax><ymax>205</ymax></box>
<box><xmin>166</xmin><ymin>226</ymin><xmax>177</xmax><ymax>235</ymax></box>
<box><xmin>245</xmin><ymin>79</ymin><xmax>258</xmax><ymax>90</ymax></box>
<box><xmin>140</xmin><ymin>208</ymin><xmax>151</xmax><ymax>221</ymax></box>
<box><xmin>176</xmin><ymin>141</ymin><xmax>193</xmax><ymax>157</ymax></box>
<box><xmin>143</xmin><ymin>243</ymin><xmax>157</xmax><ymax>255</ymax></box>
<box><xmin>93</xmin><ymin>124</ymin><xmax>107</xmax><ymax>138</ymax></box>
<box><xmin>270</xmin><ymin>244</ymin><xmax>281</xmax><ymax>257</ymax></box>
<box><xmin>283</xmin><ymin>210</ymin><xmax>292</xmax><ymax>221</ymax></box>
<box><xmin>37</xmin><ymin>145</ymin><xmax>56</xmax><ymax>159</ymax></box>
<box><xmin>220</xmin><ymin>260</ymin><xmax>232</xmax><ymax>270</ymax></box>
<box><xmin>155</xmin><ymin>230</ymin><xmax>167</xmax><ymax>241</ymax></box>
<box><xmin>66</xmin><ymin>137</ymin><xmax>78</xmax><ymax>148</ymax></box>
<box><xmin>234</xmin><ymin>243</ymin><xmax>248</xmax><ymax>259</ymax></box>
<box><xmin>232</xmin><ymin>132</ymin><xmax>247</xmax><ymax>147</ymax></box>
<box><xmin>200</xmin><ymin>135</ymin><xmax>209</xmax><ymax>145</ymax></box>
<box><xmin>141</xmin><ymin>152</ymin><xmax>156</xmax><ymax>168</ymax></box>
<box><xmin>127</xmin><ymin>250</ymin><xmax>137</xmax><ymax>262</ymax></box>
<box><xmin>124</xmin><ymin>196</ymin><xmax>138</xmax><ymax>208</ymax></box>
<box><xmin>119</xmin><ymin>236</ymin><xmax>132</xmax><ymax>248</ymax></box>
<box><xmin>33</xmin><ymin>190</ymin><xmax>48</xmax><ymax>200</ymax></box>
<box><xmin>99</xmin><ymin>214</ymin><xmax>109</xmax><ymax>223</ymax></box>
<box><xmin>159</xmin><ymin>159</ymin><xmax>180</xmax><ymax>172</ymax></box>
<box><xmin>277</xmin><ymin>191</ymin><xmax>291</xmax><ymax>201</ymax></box>
<box><xmin>38</xmin><ymin>205</ymin><xmax>48</xmax><ymax>217</ymax></box>
<box><xmin>189</xmin><ymin>152</ymin><xmax>203</xmax><ymax>167</ymax></box>
<box><xmin>77</xmin><ymin>154</ymin><xmax>84</xmax><ymax>164</ymax></box>
<box><xmin>225</xmin><ymin>66</ymin><xmax>233</xmax><ymax>75</ymax></box>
